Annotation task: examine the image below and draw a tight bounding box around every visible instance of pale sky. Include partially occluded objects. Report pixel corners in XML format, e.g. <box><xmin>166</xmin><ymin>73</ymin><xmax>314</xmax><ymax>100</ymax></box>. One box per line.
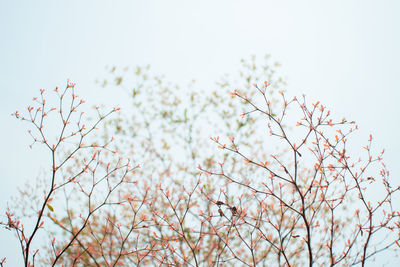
<box><xmin>1</xmin><ymin>1</ymin><xmax>399</xmax><ymax>265</ymax></box>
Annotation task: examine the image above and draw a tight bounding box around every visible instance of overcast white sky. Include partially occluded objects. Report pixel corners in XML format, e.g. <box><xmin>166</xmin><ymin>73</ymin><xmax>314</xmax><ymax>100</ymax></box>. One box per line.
<box><xmin>1</xmin><ymin>0</ymin><xmax>399</xmax><ymax>265</ymax></box>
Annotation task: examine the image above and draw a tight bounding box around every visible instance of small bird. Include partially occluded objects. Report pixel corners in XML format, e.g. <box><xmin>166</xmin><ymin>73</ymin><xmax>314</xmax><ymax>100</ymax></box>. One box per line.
<box><xmin>231</xmin><ymin>206</ymin><xmax>237</xmax><ymax>216</ymax></box>
<box><xmin>218</xmin><ymin>208</ymin><xmax>224</xmax><ymax>217</ymax></box>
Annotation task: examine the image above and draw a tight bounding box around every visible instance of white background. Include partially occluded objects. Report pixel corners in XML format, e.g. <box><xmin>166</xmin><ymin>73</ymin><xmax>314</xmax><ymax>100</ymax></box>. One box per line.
<box><xmin>1</xmin><ymin>1</ymin><xmax>399</xmax><ymax>265</ymax></box>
